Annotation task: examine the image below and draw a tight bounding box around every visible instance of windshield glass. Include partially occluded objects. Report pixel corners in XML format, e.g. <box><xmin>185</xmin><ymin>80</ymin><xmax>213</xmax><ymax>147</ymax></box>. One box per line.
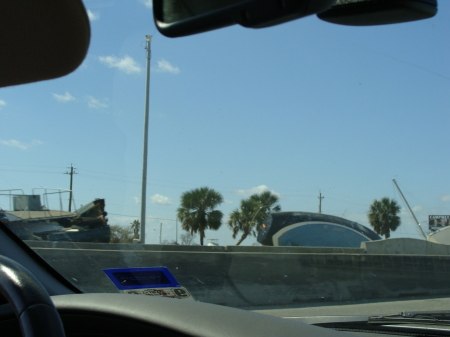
<box><xmin>1</xmin><ymin>0</ymin><xmax>449</xmax><ymax>316</ymax></box>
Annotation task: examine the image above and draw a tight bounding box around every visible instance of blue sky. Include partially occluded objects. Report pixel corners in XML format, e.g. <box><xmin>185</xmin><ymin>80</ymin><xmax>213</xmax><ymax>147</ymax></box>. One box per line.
<box><xmin>0</xmin><ymin>0</ymin><xmax>449</xmax><ymax>245</ymax></box>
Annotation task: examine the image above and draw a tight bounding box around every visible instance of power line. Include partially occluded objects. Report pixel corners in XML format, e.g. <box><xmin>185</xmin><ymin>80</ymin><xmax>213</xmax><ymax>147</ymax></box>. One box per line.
<box><xmin>108</xmin><ymin>212</ymin><xmax>176</xmax><ymax>222</ymax></box>
<box><xmin>0</xmin><ymin>168</ymin><xmax>61</xmax><ymax>175</ymax></box>
<box><xmin>0</xmin><ymin>163</ymin><xmax>66</xmax><ymax>169</ymax></box>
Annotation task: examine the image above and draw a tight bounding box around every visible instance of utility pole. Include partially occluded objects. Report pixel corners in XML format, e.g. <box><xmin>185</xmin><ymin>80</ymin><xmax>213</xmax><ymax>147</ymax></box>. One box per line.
<box><xmin>64</xmin><ymin>164</ymin><xmax>77</xmax><ymax>212</ymax></box>
<box><xmin>318</xmin><ymin>191</ymin><xmax>324</xmax><ymax>214</ymax></box>
<box><xmin>159</xmin><ymin>223</ymin><xmax>162</xmax><ymax>244</ymax></box>
<box><xmin>140</xmin><ymin>35</ymin><xmax>152</xmax><ymax>245</ymax></box>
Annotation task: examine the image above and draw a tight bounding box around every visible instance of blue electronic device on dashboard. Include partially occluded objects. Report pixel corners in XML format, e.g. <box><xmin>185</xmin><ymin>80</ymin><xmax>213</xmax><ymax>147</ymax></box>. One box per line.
<box><xmin>103</xmin><ymin>267</ymin><xmax>180</xmax><ymax>290</ymax></box>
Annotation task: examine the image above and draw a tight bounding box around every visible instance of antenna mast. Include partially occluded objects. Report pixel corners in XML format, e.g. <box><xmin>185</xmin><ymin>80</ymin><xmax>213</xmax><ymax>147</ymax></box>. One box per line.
<box><xmin>392</xmin><ymin>178</ymin><xmax>426</xmax><ymax>240</ymax></box>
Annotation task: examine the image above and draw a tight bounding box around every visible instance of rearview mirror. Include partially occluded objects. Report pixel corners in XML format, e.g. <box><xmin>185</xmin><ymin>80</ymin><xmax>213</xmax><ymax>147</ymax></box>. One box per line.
<box><xmin>153</xmin><ymin>0</ymin><xmax>336</xmax><ymax>37</ymax></box>
<box><xmin>317</xmin><ymin>0</ymin><xmax>437</xmax><ymax>26</ymax></box>
<box><xmin>0</xmin><ymin>1</ymin><xmax>90</xmax><ymax>88</ymax></box>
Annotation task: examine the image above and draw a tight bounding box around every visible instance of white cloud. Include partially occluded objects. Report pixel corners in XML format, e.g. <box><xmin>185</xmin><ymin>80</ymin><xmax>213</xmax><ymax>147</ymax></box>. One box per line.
<box><xmin>52</xmin><ymin>92</ymin><xmax>75</xmax><ymax>102</ymax></box>
<box><xmin>87</xmin><ymin>9</ymin><xmax>99</xmax><ymax>21</ymax></box>
<box><xmin>150</xmin><ymin>194</ymin><xmax>172</xmax><ymax>205</ymax></box>
<box><xmin>99</xmin><ymin>55</ymin><xmax>142</xmax><ymax>74</ymax></box>
<box><xmin>400</xmin><ymin>206</ymin><xmax>424</xmax><ymax>218</ymax></box>
<box><xmin>235</xmin><ymin>185</ymin><xmax>281</xmax><ymax>197</ymax></box>
<box><xmin>133</xmin><ymin>197</ymin><xmax>140</xmax><ymax>205</ymax></box>
<box><xmin>400</xmin><ymin>207</ymin><xmax>410</xmax><ymax>216</ymax></box>
<box><xmin>80</xmin><ymin>59</ymin><xmax>89</xmax><ymax>69</ymax></box>
<box><xmin>441</xmin><ymin>195</ymin><xmax>450</xmax><ymax>202</ymax></box>
<box><xmin>224</xmin><ymin>200</ymin><xmax>234</xmax><ymax>204</ymax></box>
<box><xmin>155</xmin><ymin>59</ymin><xmax>180</xmax><ymax>74</ymax></box>
<box><xmin>140</xmin><ymin>0</ymin><xmax>152</xmax><ymax>8</ymax></box>
<box><xmin>0</xmin><ymin>139</ymin><xmax>43</xmax><ymax>150</ymax></box>
<box><xmin>412</xmin><ymin>205</ymin><xmax>423</xmax><ymax>212</ymax></box>
<box><xmin>87</xmin><ymin>96</ymin><xmax>108</xmax><ymax>109</ymax></box>
<box><xmin>0</xmin><ymin>100</ymin><xmax>6</xmax><ymax>108</ymax></box>
<box><xmin>0</xmin><ymin>140</ymin><xmax>27</xmax><ymax>150</ymax></box>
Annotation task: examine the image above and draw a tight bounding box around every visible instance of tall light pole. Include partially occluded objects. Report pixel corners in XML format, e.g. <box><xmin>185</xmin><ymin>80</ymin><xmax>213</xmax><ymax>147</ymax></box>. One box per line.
<box><xmin>140</xmin><ymin>35</ymin><xmax>152</xmax><ymax>244</ymax></box>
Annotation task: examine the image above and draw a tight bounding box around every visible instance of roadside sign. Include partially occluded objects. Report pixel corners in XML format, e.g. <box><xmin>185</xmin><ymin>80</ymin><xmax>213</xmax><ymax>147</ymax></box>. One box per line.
<box><xmin>429</xmin><ymin>215</ymin><xmax>450</xmax><ymax>231</ymax></box>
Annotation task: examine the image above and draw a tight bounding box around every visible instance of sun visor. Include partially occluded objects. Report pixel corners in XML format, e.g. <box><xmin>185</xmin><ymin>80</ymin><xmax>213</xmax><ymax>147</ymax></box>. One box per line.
<box><xmin>0</xmin><ymin>0</ymin><xmax>90</xmax><ymax>87</ymax></box>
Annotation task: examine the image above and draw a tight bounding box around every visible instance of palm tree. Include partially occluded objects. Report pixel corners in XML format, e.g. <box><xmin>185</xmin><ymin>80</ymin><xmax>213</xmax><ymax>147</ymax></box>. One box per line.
<box><xmin>368</xmin><ymin>197</ymin><xmax>401</xmax><ymax>239</ymax></box>
<box><xmin>177</xmin><ymin>187</ymin><xmax>224</xmax><ymax>245</ymax></box>
<box><xmin>130</xmin><ymin>219</ymin><xmax>140</xmax><ymax>240</ymax></box>
<box><xmin>228</xmin><ymin>191</ymin><xmax>281</xmax><ymax>245</ymax></box>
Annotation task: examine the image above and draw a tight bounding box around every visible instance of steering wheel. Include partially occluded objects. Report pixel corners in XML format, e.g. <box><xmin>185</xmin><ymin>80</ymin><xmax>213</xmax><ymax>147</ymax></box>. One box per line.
<box><xmin>0</xmin><ymin>255</ymin><xmax>65</xmax><ymax>337</ymax></box>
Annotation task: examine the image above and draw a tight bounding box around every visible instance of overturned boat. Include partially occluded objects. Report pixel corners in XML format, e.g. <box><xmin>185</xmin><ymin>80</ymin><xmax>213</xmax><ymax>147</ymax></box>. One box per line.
<box><xmin>0</xmin><ymin>189</ymin><xmax>110</xmax><ymax>243</ymax></box>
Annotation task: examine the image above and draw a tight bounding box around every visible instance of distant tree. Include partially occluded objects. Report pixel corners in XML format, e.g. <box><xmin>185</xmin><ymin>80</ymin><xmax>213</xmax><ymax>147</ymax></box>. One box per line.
<box><xmin>368</xmin><ymin>197</ymin><xmax>401</xmax><ymax>239</ymax></box>
<box><xmin>180</xmin><ymin>233</ymin><xmax>197</xmax><ymax>245</ymax></box>
<box><xmin>109</xmin><ymin>225</ymin><xmax>133</xmax><ymax>243</ymax></box>
<box><xmin>130</xmin><ymin>219</ymin><xmax>140</xmax><ymax>240</ymax></box>
<box><xmin>228</xmin><ymin>191</ymin><xmax>281</xmax><ymax>245</ymax></box>
<box><xmin>177</xmin><ymin>187</ymin><xmax>224</xmax><ymax>245</ymax></box>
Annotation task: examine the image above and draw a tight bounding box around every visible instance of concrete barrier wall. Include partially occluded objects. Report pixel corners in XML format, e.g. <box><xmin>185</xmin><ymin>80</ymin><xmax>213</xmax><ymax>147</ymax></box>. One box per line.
<box><xmin>26</xmin><ymin>241</ymin><xmax>450</xmax><ymax>308</ymax></box>
<box><xmin>27</xmin><ymin>238</ymin><xmax>450</xmax><ymax>255</ymax></box>
<box><xmin>362</xmin><ymin>238</ymin><xmax>450</xmax><ymax>255</ymax></box>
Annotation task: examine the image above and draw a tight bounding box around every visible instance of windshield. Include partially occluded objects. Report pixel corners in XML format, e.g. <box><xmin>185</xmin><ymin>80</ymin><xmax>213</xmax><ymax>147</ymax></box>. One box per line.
<box><xmin>1</xmin><ymin>0</ymin><xmax>449</xmax><ymax>316</ymax></box>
